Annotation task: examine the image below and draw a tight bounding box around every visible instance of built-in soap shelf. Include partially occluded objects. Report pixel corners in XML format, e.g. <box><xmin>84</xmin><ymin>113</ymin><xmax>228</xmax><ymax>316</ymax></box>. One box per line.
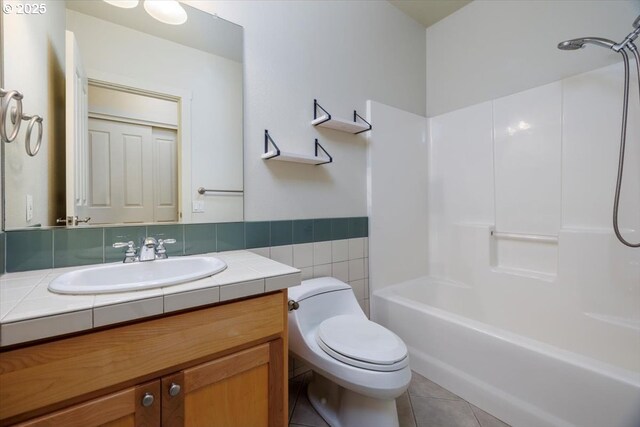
<box><xmin>489</xmin><ymin>228</ymin><xmax>558</xmax><ymax>279</ymax></box>
<box><xmin>262</xmin><ymin>129</ymin><xmax>332</xmax><ymax>165</ymax></box>
<box><xmin>311</xmin><ymin>99</ymin><xmax>371</xmax><ymax>134</ymax></box>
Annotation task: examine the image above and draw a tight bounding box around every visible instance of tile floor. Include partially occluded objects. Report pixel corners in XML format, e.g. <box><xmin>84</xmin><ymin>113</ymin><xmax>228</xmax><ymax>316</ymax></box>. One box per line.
<box><xmin>288</xmin><ymin>370</ymin><xmax>510</xmax><ymax>427</ymax></box>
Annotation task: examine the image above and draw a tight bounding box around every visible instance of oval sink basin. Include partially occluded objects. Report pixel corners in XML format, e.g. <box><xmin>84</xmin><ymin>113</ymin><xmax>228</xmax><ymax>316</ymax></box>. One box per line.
<box><xmin>49</xmin><ymin>256</ymin><xmax>227</xmax><ymax>295</ymax></box>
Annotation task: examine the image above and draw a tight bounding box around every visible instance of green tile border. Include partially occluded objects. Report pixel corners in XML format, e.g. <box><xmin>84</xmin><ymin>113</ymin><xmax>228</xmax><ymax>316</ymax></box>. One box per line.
<box><xmin>245</xmin><ymin>222</ymin><xmax>270</xmax><ymax>249</ymax></box>
<box><xmin>0</xmin><ymin>232</ymin><xmax>4</xmax><ymax>276</ymax></box>
<box><xmin>53</xmin><ymin>228</ymin><xmax>104</xmax><ymax>268</ymax></box>
<box><xmin>270</xmin><ymin>220</ymin><xmax>292</xmax><ymax>246</ymax></box>
<box><xmin>1</xmin><ymin>217</ymin><xmax>368</xmax><ymax>273</ymax></box>
<box><xmin>6</xmin><ymin>229</ymin><xmax>53</xmax><ymax>272</ymax></box>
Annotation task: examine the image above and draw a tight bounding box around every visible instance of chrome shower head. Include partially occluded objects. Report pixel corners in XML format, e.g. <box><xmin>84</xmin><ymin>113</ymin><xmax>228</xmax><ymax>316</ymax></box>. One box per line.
<box><xmin>557</xmin><ymin>37</ymin><xmax>617</xmax><ymax>51</ymax></box>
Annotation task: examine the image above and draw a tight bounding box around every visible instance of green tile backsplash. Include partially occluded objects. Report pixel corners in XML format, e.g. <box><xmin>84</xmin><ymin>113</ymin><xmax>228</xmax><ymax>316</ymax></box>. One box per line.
<box><xmin>6</xmin><ymin>229</ymin><xmax>53</xmax><ymax>272</ymax></box>
<box><xmin>53</xmin><ymin>228</ymin><xmax>104</xmax><ymax>268</ymax></box>
<box><xmin>245</xmin><ymin>222</ymin><xmax>270</xmax><ymax>249</ymax></box>
<box><xmin>292</xmin><ymin>220</ymin><xmax>313</xmax><ymax>244</ymax></box>
<box><xmin>217</xmin><ymin>222</ymin><xmax>245</xmax><ymax>252</ymax></box>
<box><xmin>185</xmin><ymin>223</ymin><xmax>216</xmax><ymax>255</ymax></box>
<box><xmin>270</xmin><ymin>220</ymin><xmax>292</xmax><ymax>246</ymax></box>
<box><xmin>313</xmin><ymin>219</ymin><xmax>332</xmax><ymax>242</ymax></box>
<box><xmin>0</xmin><ymin>232</ymin><xmax>4</xmax><ymax>275</ymax></box>
<box><xmin>331</xmin><ymin>218</ymin><xmax>349</xmax><ymax>240</ymax></box>
<box><xmin>1</xmin><ymin>217</ymin><xmax>368</xmax><ymax>273</ymax></box>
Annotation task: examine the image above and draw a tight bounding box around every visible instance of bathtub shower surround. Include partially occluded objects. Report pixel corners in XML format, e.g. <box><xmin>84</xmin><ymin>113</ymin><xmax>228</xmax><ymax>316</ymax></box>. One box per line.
<box><xmin>370</xmin><ymin>62</ymin><xmax>640</xmax><ymax>427</ymax></box>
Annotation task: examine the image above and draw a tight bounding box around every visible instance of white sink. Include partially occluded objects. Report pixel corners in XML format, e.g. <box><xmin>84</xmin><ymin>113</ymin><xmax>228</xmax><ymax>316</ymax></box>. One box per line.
<box><xmin>48</xmin><ymin>256</ymin><xmax>227</xmax><ymax>295</ymax></box>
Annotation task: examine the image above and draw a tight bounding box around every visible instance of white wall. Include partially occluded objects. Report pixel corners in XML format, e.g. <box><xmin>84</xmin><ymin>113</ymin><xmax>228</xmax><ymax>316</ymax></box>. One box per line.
<box><xmin>66</xmin><ymin>10</ymin><xmax>243</xmax><ymax>223</ymax></box>
<box><xmin>367</xmin><ymin>101</ymin><xmax>428</xmax><ymax>294</ymax></box>
<box><xmin>3</xmin><ymin>0</ymin><xmax>66</xmax><ymax>228</ymax></box>
<box><xmin>187</xmin><ymin>1</ymin><xmax>426</xmax><ymax>221</ymax></box>
<box><xmin>429</xmin><ymin>62</ymin><xmax>639</xmax><ymax>325</ymax></box>
<box><xmin>426</xmin><ymin>0</ymin><xmax>640</xmax><ymax>116</ymax></box>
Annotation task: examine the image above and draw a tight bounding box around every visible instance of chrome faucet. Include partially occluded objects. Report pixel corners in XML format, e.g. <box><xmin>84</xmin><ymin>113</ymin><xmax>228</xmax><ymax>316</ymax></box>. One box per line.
<box><xmin>139</xmin><ymin>237</ymin><xmax>159</xmax><ymax>261</ymax></box>
<box><xmin>113</xmin><ymin>237</ymin><xmax>176</xmax><ymax>263</ymax></box>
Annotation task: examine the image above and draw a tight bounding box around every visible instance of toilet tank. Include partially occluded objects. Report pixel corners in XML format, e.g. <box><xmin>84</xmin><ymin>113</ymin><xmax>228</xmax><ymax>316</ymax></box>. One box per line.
<box><xmin>288</xmin><ymin>277</ymin><xmax>365</xmax><ymax>335</ymax></box>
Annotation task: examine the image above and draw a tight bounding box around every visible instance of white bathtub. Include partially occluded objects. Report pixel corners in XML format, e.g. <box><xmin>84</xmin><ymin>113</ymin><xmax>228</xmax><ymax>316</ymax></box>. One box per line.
<box><xmin>373</xmin><ymin>277</ymin><xmax>640</xmax><ymax>427</ymax></box>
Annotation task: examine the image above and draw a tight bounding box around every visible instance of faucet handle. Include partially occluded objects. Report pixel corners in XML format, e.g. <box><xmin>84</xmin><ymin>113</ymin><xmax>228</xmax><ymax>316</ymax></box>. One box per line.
<box><xmin>113</xmin><ymin>241</ymin><xmax>137</xmax><ymax>258</ymax></box>
<box><xmin>156</xmin><ymin>239</ymin><xmax>176</xmax><ymax>258</ymax></box>
<box><xmin>113</xmin><ymin>241</ymin><xmax>135</xmax><ymax>249</ymax></box>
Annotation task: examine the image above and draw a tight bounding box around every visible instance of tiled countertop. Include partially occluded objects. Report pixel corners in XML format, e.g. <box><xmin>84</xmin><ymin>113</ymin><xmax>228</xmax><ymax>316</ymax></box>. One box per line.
<box><xmin>0</xmin><ymin>250</ymin><xmax>300</xmax><ymax>347</ymax></box>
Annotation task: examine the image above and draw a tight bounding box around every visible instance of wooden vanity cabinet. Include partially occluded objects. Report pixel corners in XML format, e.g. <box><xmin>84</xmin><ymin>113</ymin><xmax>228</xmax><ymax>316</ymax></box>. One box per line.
<box><xmin>0</xmin><ymin>291</ymin><xmax>288</xmax><ymax>427</ymax></box>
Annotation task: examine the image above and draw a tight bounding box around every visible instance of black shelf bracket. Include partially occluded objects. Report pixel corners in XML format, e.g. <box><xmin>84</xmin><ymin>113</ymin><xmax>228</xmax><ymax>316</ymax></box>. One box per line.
<box><xmin>353</xmin><ymin>110</ymin><xmax>372</xmax><ymax>134</ymax></box>
<box><xmin>264</xmin><ymin>129</ymin><xmax>280</xmax><ymax>159</ymax></box>
<box><xmin>313</xmin><ymin>99</ymin><xmax>332</xmax><ymax>124</ymax></box>
<box><xmin>314</xmin><ymin>139</ymin><xmax>333</xmax><ymax>165</ymax></box>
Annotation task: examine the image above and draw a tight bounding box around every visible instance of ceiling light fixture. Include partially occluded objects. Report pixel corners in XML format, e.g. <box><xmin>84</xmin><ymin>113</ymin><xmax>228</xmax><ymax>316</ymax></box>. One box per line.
<box><xmin>143</xmin><ymin>0</ymin><xmax>188</xmax><ymax>25</ymax></box>
<box><xmin>103</xmin><ymin>0</ymin><xmax>139</xmax><ymax>8</ymax></box>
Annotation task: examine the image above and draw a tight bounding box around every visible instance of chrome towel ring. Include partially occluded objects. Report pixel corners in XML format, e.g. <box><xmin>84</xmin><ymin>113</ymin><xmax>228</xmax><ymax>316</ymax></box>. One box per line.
<box><xmin>0</xmin><ymin>87</ymin><xmax>44</xmax><ymax>157</ymax></box>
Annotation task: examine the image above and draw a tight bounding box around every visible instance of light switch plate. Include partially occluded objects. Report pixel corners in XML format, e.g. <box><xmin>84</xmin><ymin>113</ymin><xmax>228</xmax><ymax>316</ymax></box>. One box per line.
<box><xmin>192</xmin><ymin>200</ymin><xmax>204</xmax><ymax>213</ymax></box>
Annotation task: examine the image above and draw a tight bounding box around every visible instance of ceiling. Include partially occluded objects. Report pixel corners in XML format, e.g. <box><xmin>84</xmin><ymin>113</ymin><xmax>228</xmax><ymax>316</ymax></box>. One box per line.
<box><xmin>388</xmin><ymin>0</ymin><xmax>472</xmax><ymax>28</ymax></box>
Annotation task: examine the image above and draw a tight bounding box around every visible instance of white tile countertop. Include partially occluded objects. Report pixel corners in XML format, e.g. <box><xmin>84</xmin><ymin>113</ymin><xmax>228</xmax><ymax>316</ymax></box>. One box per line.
<box><xmin>0</xmin><ymin>250</ymin><xmax>300</xmax><ymax>347</ymax></box>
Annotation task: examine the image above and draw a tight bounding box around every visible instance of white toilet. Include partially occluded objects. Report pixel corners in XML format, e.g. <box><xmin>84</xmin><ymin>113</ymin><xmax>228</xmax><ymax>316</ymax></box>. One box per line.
<box><xmin>288</xmin><ymin>277</ymin><xmax>411</xmax><ymax>427</ymax></box>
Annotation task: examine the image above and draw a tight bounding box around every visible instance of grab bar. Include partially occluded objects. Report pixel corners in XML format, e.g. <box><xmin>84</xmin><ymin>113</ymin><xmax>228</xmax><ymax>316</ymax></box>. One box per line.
<box><xmin>197</xmin><ymin>187</ymin><xmax>243</xmax><ymax>195</ymax></box>
<box><xmin>490</xmin><ymin>230</ymin><xmax>558</xmax><ymax>243</ymax></box>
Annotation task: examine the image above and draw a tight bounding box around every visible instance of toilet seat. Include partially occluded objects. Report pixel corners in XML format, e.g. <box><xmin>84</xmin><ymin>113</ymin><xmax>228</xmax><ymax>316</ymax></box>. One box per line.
<box><xmin>316</xmin><ymin>315</ymin><xmax>409</xmax><ymax>372</ymax></box>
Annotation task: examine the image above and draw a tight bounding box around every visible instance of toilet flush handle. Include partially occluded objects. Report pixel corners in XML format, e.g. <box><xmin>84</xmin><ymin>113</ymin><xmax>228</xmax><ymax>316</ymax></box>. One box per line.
<box><xmin>288</xmin><ymin>299</ymin><xmax>299</xmax><ymax>311</ymax></box>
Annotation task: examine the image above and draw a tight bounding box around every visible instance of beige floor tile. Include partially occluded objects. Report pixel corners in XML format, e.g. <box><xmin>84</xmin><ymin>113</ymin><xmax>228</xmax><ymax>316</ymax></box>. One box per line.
<box><xmin>471</xmin><ymin>404</ymin><xmax>511</xmax><ymax>427</ymax></box>
<box><xmin>411</xmin><ymin>395</ymin><xmax>480</xmax><ymax>427</ymax></box>
<box><xmin>409</xmin><ymin>372</ymin><xmax>461</xmax><ymax>400</ymax></box>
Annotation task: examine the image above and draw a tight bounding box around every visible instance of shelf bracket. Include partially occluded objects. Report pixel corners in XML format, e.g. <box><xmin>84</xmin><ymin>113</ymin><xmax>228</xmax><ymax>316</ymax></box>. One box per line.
<box><xmin>264</xmin><ymin>129</ymin><xmax>280</xmax><ymax>159</ymax></box>
<box><xmin>313</xmin><ymin>99</ymin><xmax>331</xmax><ymax>125</ymax></box>
<box><xmin>353</xmin><ymin>111</ymin><xmax>372</xmax><ymax>134</ymax></box>
<box><xmin>314</xmin><ymin>139</ymin><xmax>333</xmax><ymax>165</ymax></box>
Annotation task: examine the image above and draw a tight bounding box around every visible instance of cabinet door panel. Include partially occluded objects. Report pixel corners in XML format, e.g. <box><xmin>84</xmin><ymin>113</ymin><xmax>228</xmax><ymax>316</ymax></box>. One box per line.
<box><xmin>14</xmin><ymin>380</ymin><xmax>160</xmax><ymax>427</ymax></box>
<box><xmin>162</xmin><ymin>343</ymin><xmax>279</xmax><ymax>427</ymax></box>
<box><xmin>186</xmin><ymin>364</ymin><xmax>268</xmax><ymax>427</ymax></box>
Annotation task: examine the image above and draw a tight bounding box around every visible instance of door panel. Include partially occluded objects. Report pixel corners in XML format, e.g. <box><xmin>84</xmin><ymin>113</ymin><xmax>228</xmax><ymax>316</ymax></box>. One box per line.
<box><xmin>14</xmin><ymin>381</ymin><xmax>160</xmax><ymax>427</ymax></box>
<box><xmin>88</xmin><ymin>130</ymin><xmax>111</xmax><ymax>206</ymax></box>
<box><xmin>162</xmin><ymin>344</ymin><xmax>273</xmax><ymax>427</ymax></box>
<box><xmin>86</xmin><ymin>119</ymin><xmax>153</xmax><ymax>224</ymax></box>
<box><xmin>186</xmin><ymin>364</ymin><xmax>268</xmax><ymax>427</ymax></box>
<box><xmin>152</xmin><ymin>128</ymin><xmax>178</xmax><ymax>222</ymax></box>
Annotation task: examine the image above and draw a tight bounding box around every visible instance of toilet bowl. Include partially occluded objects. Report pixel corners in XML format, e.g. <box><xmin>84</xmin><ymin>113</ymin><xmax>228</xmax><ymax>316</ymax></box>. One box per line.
<box><xmin>288</xmin><ymin>277</ymin><xmax>412</xmax><ymax>427</ymax></box>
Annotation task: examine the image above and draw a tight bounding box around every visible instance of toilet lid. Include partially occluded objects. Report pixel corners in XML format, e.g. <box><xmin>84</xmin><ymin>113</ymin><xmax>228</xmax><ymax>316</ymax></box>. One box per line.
<box><xmin>317</xmin><ymin>315</ymin><xmax>408</xmax><ymax>366</ymax></box>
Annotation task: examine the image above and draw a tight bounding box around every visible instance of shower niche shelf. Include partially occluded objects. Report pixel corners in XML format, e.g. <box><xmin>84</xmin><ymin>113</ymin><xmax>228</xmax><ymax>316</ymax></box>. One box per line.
<box><xmin>262</xmin><ymin>129</ymin><xmax>332</xmax><ymax>165</ymax></box>
<box><xmin>311</xmin><ymin>99</ymin><xmax>371</xmax><ymax>134</ymax></box>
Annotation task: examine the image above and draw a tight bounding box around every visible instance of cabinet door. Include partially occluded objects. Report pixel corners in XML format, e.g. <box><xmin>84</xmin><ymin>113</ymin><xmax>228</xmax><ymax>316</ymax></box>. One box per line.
<box><xmin>15</xmin><ymin>381</ymin><xmax>160</xmax><ymax>427</ymax></box>
<box><xmin>162</xmin><ymin>340</ymin><xmax>285</xmax><ymax>427</ymax></box>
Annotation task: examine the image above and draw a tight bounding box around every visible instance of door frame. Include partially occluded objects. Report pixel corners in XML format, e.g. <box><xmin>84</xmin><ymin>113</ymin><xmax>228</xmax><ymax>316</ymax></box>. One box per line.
<box><xmin>85</xmin><ymin>68</ymin><xmax>193</xmax><ymax>223</ymax></box>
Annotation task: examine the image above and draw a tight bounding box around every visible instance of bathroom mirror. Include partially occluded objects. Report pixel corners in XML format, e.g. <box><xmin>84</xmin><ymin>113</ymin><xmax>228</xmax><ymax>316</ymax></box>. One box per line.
<box><xmin>1</xmin><ymin>0</ymin><xmax>243</xmax><ymax>230</ymax></box>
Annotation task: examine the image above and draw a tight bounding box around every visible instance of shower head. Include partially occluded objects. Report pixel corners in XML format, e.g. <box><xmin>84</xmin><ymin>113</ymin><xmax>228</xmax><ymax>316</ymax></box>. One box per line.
<box><xmin>557</xmin><ymin>37</ymin><xmax>617</xmax><ymax>51</ymax></box>
<box><xmin>634</xmin><ymin>15</ymin><xmax>640</xmax><ymax>29</ymax></box>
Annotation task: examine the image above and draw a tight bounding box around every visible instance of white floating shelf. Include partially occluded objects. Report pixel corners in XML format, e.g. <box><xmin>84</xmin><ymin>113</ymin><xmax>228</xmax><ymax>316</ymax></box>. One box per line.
<box><xmin>262</xmin><ymin>130</ymin><xmax>332</xmax><ymax>166</ymax></box>
<box><xmin>312</xmin><ymin>99</ymin><xmax>371</xmax><ymax>135</ymax></box>
<box><xmin>311</xmin><ymin>114</ymin><xmax>370</xmax><ymax>134</ymax></box>
<box><xmin>262</xmin><ymin>150</ymin><xmax>328</xmax><ymax>165</ymax></box>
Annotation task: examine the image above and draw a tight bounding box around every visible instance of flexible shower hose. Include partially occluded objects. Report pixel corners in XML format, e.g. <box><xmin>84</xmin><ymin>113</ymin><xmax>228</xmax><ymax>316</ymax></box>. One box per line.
<box><xmin>612</xmin><ymin>45</ymin><xmax>640</xmax><ymax>247</ymax></box>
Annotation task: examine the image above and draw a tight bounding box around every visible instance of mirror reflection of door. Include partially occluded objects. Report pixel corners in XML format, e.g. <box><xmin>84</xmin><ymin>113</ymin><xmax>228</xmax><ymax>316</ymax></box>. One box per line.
<box><xmin>84</xmin><ymin>86</ymin><xmax>179</xmax><ymax>225</ymax></box>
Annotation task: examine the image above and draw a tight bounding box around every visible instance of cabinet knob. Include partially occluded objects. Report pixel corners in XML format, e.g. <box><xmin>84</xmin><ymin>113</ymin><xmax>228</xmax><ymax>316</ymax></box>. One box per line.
<box><xmin>169</xmin><ymin>382</ymin><xmax>181</xmax><ymax>397</ymax></box>
<box><xmin>141</xmin><ymin>392</ymin><xmax>155</xmax><ymax>407</ymax></box>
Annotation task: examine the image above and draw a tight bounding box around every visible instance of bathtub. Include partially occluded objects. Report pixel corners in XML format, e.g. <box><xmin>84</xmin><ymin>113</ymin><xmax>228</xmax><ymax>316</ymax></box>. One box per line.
<box><xmin>373</xmin><ymin>277</ymin><xmax>640</xmax><ymax>427</ymax></box>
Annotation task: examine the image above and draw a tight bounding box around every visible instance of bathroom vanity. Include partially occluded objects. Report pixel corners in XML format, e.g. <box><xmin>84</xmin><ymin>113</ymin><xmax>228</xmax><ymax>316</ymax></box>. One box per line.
<box><xmin>0</xmin><ymin>251</ymin><xmax>298</xmax><ymax>426</ymax></box>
